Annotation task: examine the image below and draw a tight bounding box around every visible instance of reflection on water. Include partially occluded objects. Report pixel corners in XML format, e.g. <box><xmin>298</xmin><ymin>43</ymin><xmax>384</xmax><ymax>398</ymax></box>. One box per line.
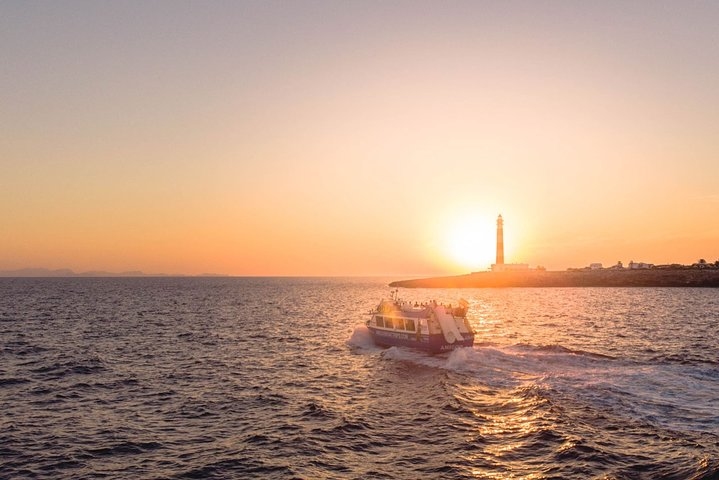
<box><xmin>1</xmin><ymin>278</ymin><xmax>718</xmax><ymax>479</ymax></box>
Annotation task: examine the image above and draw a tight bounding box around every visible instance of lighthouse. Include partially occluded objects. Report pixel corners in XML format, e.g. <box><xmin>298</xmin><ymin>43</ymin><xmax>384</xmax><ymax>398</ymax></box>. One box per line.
<box><xmin>490</xmin><ymin>214</ymin><xmax>528</xmax><ymax>272</ymax></box>
<box><xmin>496</xmin><ymin>214</ymin><xmax>504</xmax><ymax>265</ymax></box>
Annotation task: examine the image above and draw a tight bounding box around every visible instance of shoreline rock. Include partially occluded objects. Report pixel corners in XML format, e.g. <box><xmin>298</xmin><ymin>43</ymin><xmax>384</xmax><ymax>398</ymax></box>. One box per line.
<box><xmin>389</xmin><ymin>269</ymin><xmax>719</xmax><ymax>288</ymax></box>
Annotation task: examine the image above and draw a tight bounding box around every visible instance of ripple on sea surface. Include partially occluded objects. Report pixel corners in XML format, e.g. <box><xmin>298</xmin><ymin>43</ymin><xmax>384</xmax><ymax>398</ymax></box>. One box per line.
<box><xmin>0</xmin><ymin>278</ymin><xmax>718</xmax><ymax>479</ymax></box>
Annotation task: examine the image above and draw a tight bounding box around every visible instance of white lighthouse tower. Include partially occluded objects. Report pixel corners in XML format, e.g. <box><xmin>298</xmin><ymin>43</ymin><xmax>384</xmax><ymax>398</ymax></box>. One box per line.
<box><xmin>491</xmin><ymin>214</ymin><xmax>528</xmax><ymax>272</ymax></box>
<box><xmin>495</xmin><ymin>214</ymin><xmax>504</xmax><ymax>266</ymax></box>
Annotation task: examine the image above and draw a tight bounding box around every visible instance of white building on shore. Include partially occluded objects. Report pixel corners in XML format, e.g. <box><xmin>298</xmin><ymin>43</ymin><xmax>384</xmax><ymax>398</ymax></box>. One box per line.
<box><xmin>491</xmin><ymin>263</ymin><xmax>530</xmax><ymax>272</ymax></box>
<box><xmin>628</xmin><ymin>260</ymin><xmax>654</xmax><ymax>270</ymax></box>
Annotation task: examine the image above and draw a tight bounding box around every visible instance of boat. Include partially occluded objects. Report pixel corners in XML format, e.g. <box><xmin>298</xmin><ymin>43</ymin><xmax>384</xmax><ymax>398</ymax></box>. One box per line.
<box><xmin>366</xmin><ymin>290</ymin><xmax>474</xmax><ymax>353</ymax></box>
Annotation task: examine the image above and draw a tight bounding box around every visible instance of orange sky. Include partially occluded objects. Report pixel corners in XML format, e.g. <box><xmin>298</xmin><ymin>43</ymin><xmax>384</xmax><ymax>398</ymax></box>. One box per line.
<box><xmin>2</xmin><ymin>2</ymin><xmax>718</xmax><ymax>275</ymax></box>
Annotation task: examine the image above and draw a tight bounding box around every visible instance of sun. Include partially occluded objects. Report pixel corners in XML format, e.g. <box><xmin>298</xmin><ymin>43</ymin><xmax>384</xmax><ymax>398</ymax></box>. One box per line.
<box><xmin>444</xmin><ymin>216</ymin><xmax>495</xmax><ymax>271</ymax></box>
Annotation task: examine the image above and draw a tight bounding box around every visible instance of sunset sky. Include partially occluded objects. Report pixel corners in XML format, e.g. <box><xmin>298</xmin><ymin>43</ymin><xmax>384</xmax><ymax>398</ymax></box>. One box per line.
<box><xmin>2</xmin><ymin>1</ymin><xmax>718</xmax><ymax>276</ymax></box>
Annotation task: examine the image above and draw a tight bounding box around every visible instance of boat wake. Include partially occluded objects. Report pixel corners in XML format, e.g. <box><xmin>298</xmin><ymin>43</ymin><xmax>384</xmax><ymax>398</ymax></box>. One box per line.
<box><xmin>347</xmin><ymin>325</ymin><xmax>719</xmax><ymax>435</ymax></box>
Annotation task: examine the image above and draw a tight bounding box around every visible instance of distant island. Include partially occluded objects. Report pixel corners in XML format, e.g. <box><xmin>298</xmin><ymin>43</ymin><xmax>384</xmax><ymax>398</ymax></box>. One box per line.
<box><xmin>0</xmin><ymin>268</ymin><xmax>228</xmax><ymax>278</ymax></box>
<box><xmin>390</xmin><ymin>262</ymin><xmax>719</xmax><ymax>288</ymax></box>
<box><xmin>393</xmin><ymin>214</ymin><xmax>719</xmax><ymax>288</ymax></box>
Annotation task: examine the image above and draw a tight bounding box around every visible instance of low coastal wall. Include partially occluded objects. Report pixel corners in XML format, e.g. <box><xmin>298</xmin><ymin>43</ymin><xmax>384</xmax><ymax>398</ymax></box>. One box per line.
<box><xmin>389</xmin><ymin>269</ymin><xmax>719</xmax><ymax>288</ymax></box>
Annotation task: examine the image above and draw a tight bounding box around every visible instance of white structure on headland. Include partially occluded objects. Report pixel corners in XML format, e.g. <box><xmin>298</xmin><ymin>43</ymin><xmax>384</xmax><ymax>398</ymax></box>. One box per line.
<box><xmin>628</xmin><ymin>261</ymin><xmax>654</xmax><ymax>270</ymax></box>
<box><xmin>492</xmin><ymin>263</ymin><xmax>530</xmax><ymax>272</ymax></box>
<box><xmin>589</xmin><ymin>263</ymin><xmax>603</xmax><ymax>270</ymax></box>
<box><xmin>491</xmin><ymin>214</ymin><xmax>529</xmax><ymax>272</ymax></box>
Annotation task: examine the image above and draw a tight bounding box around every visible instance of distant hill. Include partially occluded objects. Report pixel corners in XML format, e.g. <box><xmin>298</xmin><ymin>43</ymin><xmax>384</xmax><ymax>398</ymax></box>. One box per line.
<box><xmin>0</xmin><ymin>268</ymin><xmax>228</xmax><ymax>277</ymax></box>
<box><xmin>0</xmin><ymin>268</ymin><xmax>167</xmax><ymax>277</ymax></box>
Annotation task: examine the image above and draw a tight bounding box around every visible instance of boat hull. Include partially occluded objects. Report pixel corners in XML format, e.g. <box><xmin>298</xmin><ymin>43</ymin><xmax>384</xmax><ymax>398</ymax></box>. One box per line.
<box><xmin>367</xmin><ymin>325</ymin><xmax>474</xmax><ymax>354</ymax></box>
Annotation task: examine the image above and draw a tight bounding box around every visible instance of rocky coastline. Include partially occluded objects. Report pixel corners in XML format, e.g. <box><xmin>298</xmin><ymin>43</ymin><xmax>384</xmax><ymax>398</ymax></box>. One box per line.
<box><xmin>389</xmin><ymin>269</ymin><xmax>719</xmax><ymax>288</ymax></box>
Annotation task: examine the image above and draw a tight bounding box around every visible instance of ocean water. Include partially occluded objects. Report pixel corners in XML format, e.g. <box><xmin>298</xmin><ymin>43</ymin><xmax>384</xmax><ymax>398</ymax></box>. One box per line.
<box><xmin>1</xmin><ymin>277</ymin><xmax>718</xmax><ymax>479</ymax></box>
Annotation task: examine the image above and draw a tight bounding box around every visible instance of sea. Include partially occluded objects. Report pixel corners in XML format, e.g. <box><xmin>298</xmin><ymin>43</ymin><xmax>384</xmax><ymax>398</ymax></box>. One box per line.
<box><xmin>1</xmin><ymin>277</ymin><xmax>718</xmax><ymax>479</ymax></box>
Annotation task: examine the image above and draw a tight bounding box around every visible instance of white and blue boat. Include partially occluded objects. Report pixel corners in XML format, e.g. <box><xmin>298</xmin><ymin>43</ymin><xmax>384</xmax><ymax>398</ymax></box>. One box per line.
<box><xmin>366</xmin><ymin>290</ymin><xmax>474</xmax><ymax>353</ymax></box>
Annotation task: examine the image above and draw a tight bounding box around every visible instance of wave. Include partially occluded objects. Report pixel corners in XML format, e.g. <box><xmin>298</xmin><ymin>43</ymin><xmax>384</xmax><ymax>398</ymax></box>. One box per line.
<box><xmin>374</xmin><ymin>342</ymin><xmax>614</xmax><ymax>379</ymax></box>
<box><xmin>301</xmin><ymin>400</ymin><xmax>336</xmax><ymax>419</ymax></box>
<box><xmin>178</xmin><ymin>458</ymin><xmax>295</xmax><ymax>479</ymax></box>
<box><xmin>346</xmin><ymin>324</ymin><xmax>381</xmax><ymax>351</ymax></box>
<box><xmin>505</xmin><ymin>343</ymin><xmax>616</xmax><ymax>359</ymax></box>
<box><xmin>29</xmin><ymin>356</ymin><xmax>106</xmax><ymax>378</ymax></box>
<box><xmin>0</xmin><ymin>377</ymin><xmax>31</xmax><ymax>387</ymax></box>
<box><xmin>84</xmin><ymin>441</ymin><xmax>163</xmax><ymax>458</ymax></box>
<box><xmin>351</xmin><ymin>335</ymin><xmax>719</xmax><ymax>435</ymax></box>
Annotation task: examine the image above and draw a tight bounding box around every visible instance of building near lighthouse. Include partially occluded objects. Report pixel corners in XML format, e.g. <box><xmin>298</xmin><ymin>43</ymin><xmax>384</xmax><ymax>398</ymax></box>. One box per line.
<box><xmin>491</xmin><ymin>214</ymin><xmax>529</xmax><ymax>272</ymax></box>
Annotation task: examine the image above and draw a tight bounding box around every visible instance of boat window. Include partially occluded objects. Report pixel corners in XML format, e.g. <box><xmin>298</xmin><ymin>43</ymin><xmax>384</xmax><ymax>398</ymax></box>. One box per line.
<box><xmin>376</xmin><ymin>316</ymin><xmax>384</xmax><ymax>328</ymax></box>
<box><xmin>392</xmin><ymin>318</ymin><xmax>403</xmax><ymax>330</ymax></box>
<box><xmin>404</xmin><ymin>319</ymin><xmax>415</xmax><ymax>332</ymax></box>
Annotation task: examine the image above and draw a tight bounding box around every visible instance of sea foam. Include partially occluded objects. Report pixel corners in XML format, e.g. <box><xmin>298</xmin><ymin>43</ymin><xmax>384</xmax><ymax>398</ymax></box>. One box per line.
<box><xmin>346</xmin><ymin>324</ymin><xmax>380</xmax><ymax>350</ymax></box>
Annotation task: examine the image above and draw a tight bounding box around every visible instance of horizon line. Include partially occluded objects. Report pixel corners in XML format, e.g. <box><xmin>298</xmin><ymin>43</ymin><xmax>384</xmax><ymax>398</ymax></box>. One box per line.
<box><xmin>0</xmin><ymin>267</ymin><xmax>440</xmax><ymax>278</ymax></box>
